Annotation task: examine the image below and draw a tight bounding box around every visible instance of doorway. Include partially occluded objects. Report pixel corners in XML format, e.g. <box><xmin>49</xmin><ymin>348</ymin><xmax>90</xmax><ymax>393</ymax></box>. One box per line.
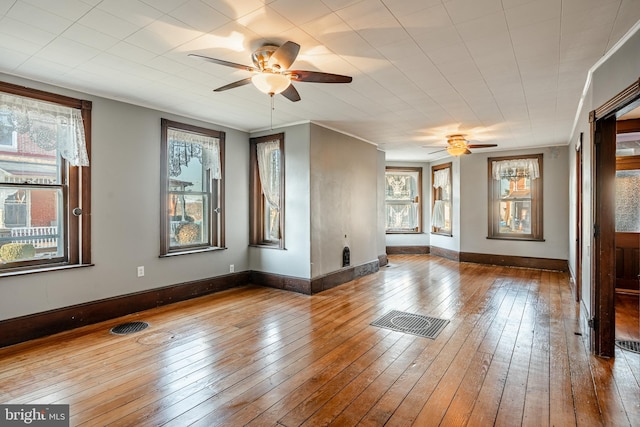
<box><xmin>614</xmin><ymin>117</ymin><xmax>640</xmax><ymax>346</ymax></box>
<box><xmin>591</xmin><ymin>79</ymin><xmax>640</xmax><ymax>357</ymax></box>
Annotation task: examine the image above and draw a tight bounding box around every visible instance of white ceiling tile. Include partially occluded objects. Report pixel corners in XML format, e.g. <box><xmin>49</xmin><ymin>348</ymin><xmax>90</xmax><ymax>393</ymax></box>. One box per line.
<box><xmin>61</xmin><ymin>24</ymin><xmax>120</xmax><ymax>51</ymax></box>
<box><xmin>444</xmin><ymin>0</ymin><xmax>505</xmax><ymax>24</ymax></box>
<box><xmin>0</xmin><ymin>0</ymin><xmax>638</xmax><ymax>161</ymax></box>
<box><xmin>236</xmin><ymin>6</ymin><xmax>295</xmax><ymax>38</ymax></box>
<box><xmin>78</xmin><ymin>8</ymin><xmax>140</xmax><ymax>39</ymax></box>
<box><xmin>504</xmin><ymin>0</ymin><xmax>560</xmax><ymax>28</ymax></box>
<box><xmin>0</xmin><ymin>16</ymin><xmax>57</xmax><ymax>48</ymax></box>
<box><xmin>139</xmin><ymin>0</ymin><xmax>190</xmax><ymax>13</ymax></box>
<box><xmin>0</xmin><ymin>45</ymin><xmax>29</xmax><ymax>70</ymax></box>
<box><xmin>96</xmin><ymin>0</ymin><xmax>164</xmax><ymax>27</ymax></box>
<box><xmin>201</xmin><ymin>0</ymin><xmax>267</xmax><ymax>20</ymax></box>
<box><xmin>37</xmin><ymin>37</ymin><xmax>101</xmax><ymax>68</ymax></box>
<box><xmin>269</xmin><ymin>0</ymin><xmax>332</xmax><ymax>25</ymax></box>
<box><xmin>21</xmin><ymin>0</ymin><xmax>93</xmax><ymax>21</ymax></box>
<box><xmin>125</xmin><ymin>16</ymin><xmax>203</xmax><ymax>54</ymax></box>
<box><xmin>106</xmin><ymin>41</ymin><xmax>156</xmax><ymax>63</ymax></box>
<box><xmin>6</xmin><ymin>1</ymin><xmax>73</xmax><ymax>34</ymax></box>
<box><xmin>172</xmin><ymin>0</ymin><xmax>230</xmax><ymax>33</ymax></box>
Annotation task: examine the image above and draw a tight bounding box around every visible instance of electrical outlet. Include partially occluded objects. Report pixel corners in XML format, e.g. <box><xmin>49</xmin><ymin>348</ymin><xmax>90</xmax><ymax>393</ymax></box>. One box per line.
<box><xmin>137</xmin><ymin>266</ymin><xmax>144</xmax><ymax>277</ymax></box>
<box><xmin>229</xmin><ymin>264</ymin><xmax>234</xmax><ymax>273</ymax></box>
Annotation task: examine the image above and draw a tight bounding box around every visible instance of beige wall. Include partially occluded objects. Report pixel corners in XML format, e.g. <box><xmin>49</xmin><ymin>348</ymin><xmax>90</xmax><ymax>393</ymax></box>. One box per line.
<box><xmin>310</xmin><ymin>124</ymin><xmax>379</xmax><ymax>278</ymax></box>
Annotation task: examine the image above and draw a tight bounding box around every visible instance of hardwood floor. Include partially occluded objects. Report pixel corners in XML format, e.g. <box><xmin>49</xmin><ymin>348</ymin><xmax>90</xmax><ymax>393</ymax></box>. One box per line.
<box><xmin>1</xmin><ymin>255</ymin><xmax>639</xmax><ymax>426</ymax></box>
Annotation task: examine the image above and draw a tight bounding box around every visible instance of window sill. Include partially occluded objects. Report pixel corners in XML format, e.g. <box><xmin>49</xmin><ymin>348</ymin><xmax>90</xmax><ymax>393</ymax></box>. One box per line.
<box><xmin>431</xmin><ymin>231</ymin><xmax>453</xmax><ymax>237</ymax></box>
<box><xmin>385</xmin><ymin>231</ymin><xmax>422</xmax><ymax>234</ymax></box>
<box><xmin>160</xmin><ymin>247</ymin><xmax>227</xmax><ymax>258</ymax></box>
<box><xmin>249</xmin><ymin>244</ymin><xmax>286</xmax><ymax>250</ymax></box>
<box><xmin>0</xmin><ymin>263</ymin><xmax>94</xmax><ymax>278</ymax></box>
<box><xmin>486</xmin><ymin>236</ymin><xmax>545</xmax><ymax>242</ymax></box>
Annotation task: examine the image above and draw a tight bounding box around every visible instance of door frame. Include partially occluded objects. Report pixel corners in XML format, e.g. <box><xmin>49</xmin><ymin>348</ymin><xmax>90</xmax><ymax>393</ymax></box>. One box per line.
<box><xmin>575</xmin><ymin>133</ymin><xmax>583</xmax><ymax>302</ymax></box>
<box><xmin>590</xmin><ymin>77</ymin><xmax>640</xmax><ymax>357</ymax></box>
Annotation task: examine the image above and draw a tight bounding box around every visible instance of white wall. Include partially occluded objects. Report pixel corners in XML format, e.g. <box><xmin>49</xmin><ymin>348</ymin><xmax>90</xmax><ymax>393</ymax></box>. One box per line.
<box><xmin>310</xmin><ymin>124</ymin><xmax>379</xmax><ymax>278</ymax></box>
<box><xmin>569</xmin><ymin>28</ymin><xmax>640</xmax><ymax>317</ymax></box>
<box><xmin>460</xmin><ymin>146</ymin><xmax>570</xmax><ymax>260</ymax></box>
<box><xmin>376</xmin><ymin>150</ymin><xmax>387</xmax><ymax>259</ymax></box>
<box><xmin>0</xmin><ymin>73</ymin><xmax>250</xmax><ymax>321</ymax></box>
<box><xmin>384</xmin><ymin>161</ymin><xmax>431</xmax><ymax>248</ymax></box>
<box><xmin>248</xmin><ymin>123</ymin><xmax>312</xmax><ymax>279</ymax></box>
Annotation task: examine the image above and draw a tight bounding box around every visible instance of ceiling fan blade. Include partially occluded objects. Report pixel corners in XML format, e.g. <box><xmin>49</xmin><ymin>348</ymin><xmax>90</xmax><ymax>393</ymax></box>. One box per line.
<box><xmin>464</xmin><ymin>149</ymin><xmax>472</xmax><ymax>155</ymax></box>
<box><xmin>466</xmin><ymin>143</ymin><xmax>498</xmax><ymax>148</ymax></box>
<box><xmin>426</xmin><ymin>148</ymin><xmax>447</xmax><ymax>155</ymax></box>
<box><xmin>288</xmin><ymin>70</ymin><xmax>352</xmax><ymax>83</ymax></box>
<box><xmin>268</xmin><ymin>41</ymin><xmax>300</xmax><ymax>70</ymax></box>
<box><xmin>214</xmin><ymin>78</ymin><xmax>252</xmax><ymax>92</ymax></box>
<box><xmin>281</xmin><ymin>84</ymin><xmax>301</xmax><ymax>102</ymax></box>
<box><xmin>188</xmin><ymin>53</ymin><xmax>258</xmax><ymax>72</ymax></box>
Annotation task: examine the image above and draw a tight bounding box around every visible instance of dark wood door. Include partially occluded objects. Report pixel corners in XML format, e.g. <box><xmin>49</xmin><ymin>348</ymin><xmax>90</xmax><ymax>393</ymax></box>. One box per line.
<box><xmin>616</xmin><ymin>232</ymin><xmax>640</xmax><ymax>291</ymax></box>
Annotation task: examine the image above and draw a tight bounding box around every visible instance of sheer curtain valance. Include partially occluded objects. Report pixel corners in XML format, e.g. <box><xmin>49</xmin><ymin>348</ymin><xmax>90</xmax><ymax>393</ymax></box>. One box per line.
<box><xmin>168</xmin><ymin>129</ymin><xmax>221</xmax><ymax>179</ymax></box>
<box><xmin>491</xmin><ymin>158</ymin><xmax>539</xmax><ymax>180</ymax></box>
<box><xmin>0</xmin><ymin>92</ymin><xmax>89</xmax><ymax>166</ymax></box>
<box><xmin>433</xmin><ymin>168</ymin><xmax>450</xmax><ymax>188</ymax></box>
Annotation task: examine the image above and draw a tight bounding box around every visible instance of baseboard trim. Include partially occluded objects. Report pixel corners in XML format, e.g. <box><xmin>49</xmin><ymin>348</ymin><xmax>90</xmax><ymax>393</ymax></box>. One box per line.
<box><xmin>386</xmin><ymin>245</ymin><xmax>430</xmax><ymax>254</ymax></box>
<box><xmin>430</xmin><ymin>246</ymin><xmax>459</xmax><ymax>261</ymax></box>
<box><xmin>311</xmin><ymin>259</ymin><xmax>380</xmax><ymax>293</ymax></box>
<box><xmin>378</xmin><ymin>254</ymin><xmax>388</xmax><ymax>267</ymax></box>
<box><xmin>0</xmin><ymin>271</ymin><xmax>249</xmax><ymax>349</ymax></box>
<box><xmin>459</xmin><ymin>251</ymin><xmax>568</xmax><ymax>272</ymax></box>
<box><xmin>249</xmin><ymin>271</ymin><xmax>311</xmax><ymax>294</ymax></box>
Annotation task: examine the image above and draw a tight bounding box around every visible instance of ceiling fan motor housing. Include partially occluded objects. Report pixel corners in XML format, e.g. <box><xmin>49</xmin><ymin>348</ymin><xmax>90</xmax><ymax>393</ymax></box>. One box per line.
<box><xmin>252</xmin><ymin>45</ymin><xmax>280</xmax><ymax>70</ymax></box>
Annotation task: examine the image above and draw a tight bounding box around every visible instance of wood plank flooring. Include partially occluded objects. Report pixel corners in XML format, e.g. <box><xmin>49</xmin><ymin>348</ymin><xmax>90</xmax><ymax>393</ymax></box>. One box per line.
<box><xmin>0</xmin><ymin>255</ymin><xmax>639</xmax><ymax>426</ymax></box>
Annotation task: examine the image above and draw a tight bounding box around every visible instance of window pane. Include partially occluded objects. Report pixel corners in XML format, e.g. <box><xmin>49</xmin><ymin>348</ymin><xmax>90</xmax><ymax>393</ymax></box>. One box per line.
<box><xmin>169</xmin><ymin>141</ymin><xmax>204</xmax><ymax>192</ymax></box>
<box><xmin>386</xmin><ymin>202</ymin><xmax>418</xmax><ymax>230</ymax></box>
<box><xmin>499</xmin><ymin>176</ymin><xmax>530</xmax><ymax>199</ymax></box>
<box><xmin>499</xmin><ymin>200</ymin><xmax>532</xmax><ymax>234</ymax></box>
<box><xmin>0</xmin><ymin>187</ymin><xmax>63</xmax><ymax>264</ymax></box>
<box><xmin>616</xmin><ymin>170</ymin><xmax>640</xmax><ymax>232</ymax></box>
<box><xmin>386</xmin><ymin>172</ymin><xmax>419</xmax><ymax>200</ymax></box>
<box><xmin>170</xmin><ymin>193</ymin><xmax>209</xmax><ymax>247</ymax></box>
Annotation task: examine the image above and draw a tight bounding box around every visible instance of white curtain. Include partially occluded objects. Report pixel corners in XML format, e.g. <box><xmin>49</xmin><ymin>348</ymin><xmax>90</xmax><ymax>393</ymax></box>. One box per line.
<box><xmin>167</xmin><ymin>129</ymin><xmax>220</xmax><ymax>179</ymax></box>
<box><xmin>257</xmin><ymin>140</ymin><xmax>281</xmax><ymax>240</ymax></box>
<box><xmin>0</xmin><ymin>92</ymin><xmax>89</xmax><ymax>166</ymax></box>
<box><xmin>433</xmin><ymin>168</ymin><xmax>450</xmax><ymax>188</ymax></box>
<box><xmin>492</xmin><ymin>158</ymin><xmax>539</xmax><ymax>180</ymax></box>
<box><xmin>432</xmin><ymin>200</ymin><xmax>447</xmax><ymax>228</ymax></box>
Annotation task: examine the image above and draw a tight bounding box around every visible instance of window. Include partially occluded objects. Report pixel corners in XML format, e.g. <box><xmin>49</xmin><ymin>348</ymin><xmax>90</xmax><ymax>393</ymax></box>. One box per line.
<box><xmin>0</xmin><ymin>82</ymin><xmax>91</xmax><ymax>273</ymax></box>
<box><xmin>488</xmin><ymin>154</ymin><xmax>543</xmax><ymax>240</ymax></box>
<box><xmin>385</xmin><ymin>166</ymin><xmax>422</xmax><ymax>233</ymax></box>
<box><xmin>432</xmin><ymin>163</ymin><xmax>452</xmax><ymax>235</ymax></box>
<box><xmin>250</xmin><ymin>134</ymin><xmax>284</xmax><ymax>247</ymax></box>
<box><xmin>160</xmin><ymin>119</ymin><xmax>224</xmax><ymax>255</ymax></box>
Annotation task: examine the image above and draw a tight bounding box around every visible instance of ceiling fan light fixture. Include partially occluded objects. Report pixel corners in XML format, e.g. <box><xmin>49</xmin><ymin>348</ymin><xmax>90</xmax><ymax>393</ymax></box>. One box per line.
<box><xmin>446</xmin><ymin>145</ymin><xmax>468</xmax><ymax>156</ymax></box>
<box><xmin>251</xmin><ymin>72</ymin><xmax>291</xmax><ymax>95</ymax></box>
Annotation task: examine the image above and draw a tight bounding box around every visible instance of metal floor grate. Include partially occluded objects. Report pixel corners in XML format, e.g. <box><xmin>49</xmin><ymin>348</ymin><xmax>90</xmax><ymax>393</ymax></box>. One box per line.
<box><xmin>371</xmin><ymin>310</ymin><xmax>449</xmax><ymax>339</ymax></box>
<box><xmin>615</xmin><ymin>340</ymin><xmax>640</xmax><ymax>354</ymax></box>
<box><xmin>110</xmin><ymin>321</ymin><xmax>149</xmax><ymax>335</ymax></box>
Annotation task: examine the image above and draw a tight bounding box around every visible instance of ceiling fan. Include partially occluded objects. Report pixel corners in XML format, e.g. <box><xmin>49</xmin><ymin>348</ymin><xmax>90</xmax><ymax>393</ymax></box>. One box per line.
<box><xmin>189</xmin><ymin>41</ymin><xmax>352</xmax><ymax>102</ymax></box>
<box><xmin>427</xmin><ymin>134</ymin><xmax>498</xmax><ymax>156</ymax></box>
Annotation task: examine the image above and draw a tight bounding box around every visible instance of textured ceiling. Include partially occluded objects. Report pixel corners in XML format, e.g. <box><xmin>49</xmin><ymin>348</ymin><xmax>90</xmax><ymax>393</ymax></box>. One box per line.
<box><xmin>1</xmin><ymin>0</ymin><xmax>639</xmax><ymax>161</ymax></box>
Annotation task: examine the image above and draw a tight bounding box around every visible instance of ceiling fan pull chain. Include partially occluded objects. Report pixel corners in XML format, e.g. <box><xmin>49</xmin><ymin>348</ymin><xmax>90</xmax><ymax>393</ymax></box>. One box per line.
<box><xmin>270</xmin><ymin>94</ymin><xmax>274</xmax><ymax>130</ymax></box>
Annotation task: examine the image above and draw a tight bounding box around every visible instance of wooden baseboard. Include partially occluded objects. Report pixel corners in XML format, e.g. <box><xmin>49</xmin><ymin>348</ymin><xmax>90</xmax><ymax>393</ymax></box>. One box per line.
<box><xmin>311</xmin><ymin>259</ymin><xmax>380</xmax><ymax>293</ymax></box>
<box><xmin>249</xmin><ymin>271</ymin><xmax>311</xmax><ymax>294</ymax></box>
<box><xmin>430</xmin><ymin>246</ymin><xmax>459</xmax><ymax>261</ymax></box>
<box><xmin>459</xmin><ymin>251</ymin><xmax>568</xmax><ymax>272</ymax></box>
<box><xmin>378</xmin><ymin>254</ymin><xmax>388</xmax><ymax>267</ymax></box>
<box><xmin>386</xmin><ymin>245</ymin><xmax>430</xmax><ymax>254</ymax></box>
<box><xmin>0</xmin><ymin>271</ymin><xmax>249</xmax><ymax>349</ymax></box>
